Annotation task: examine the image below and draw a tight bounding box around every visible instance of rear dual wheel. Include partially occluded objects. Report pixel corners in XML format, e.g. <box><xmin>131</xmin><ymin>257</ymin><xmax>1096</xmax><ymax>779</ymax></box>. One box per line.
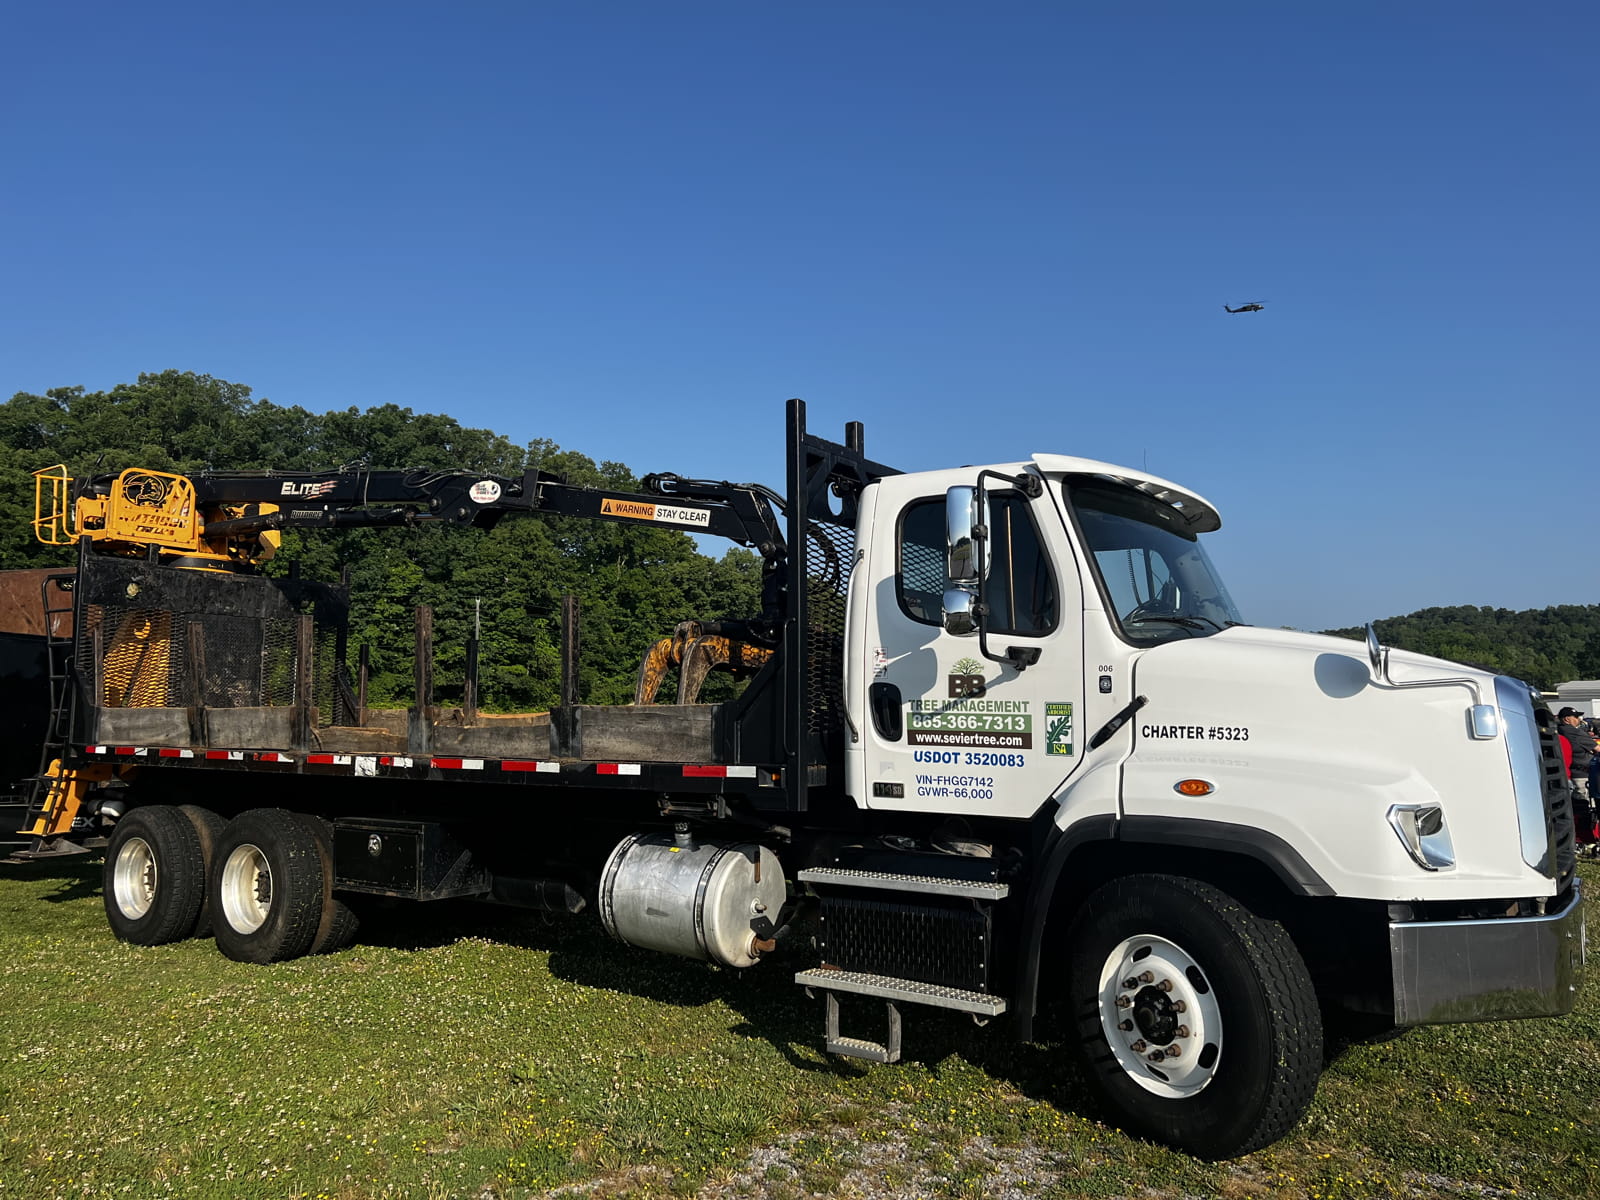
<box><xmin>211</xmin><ymin>808</ymin><xmax>357</xmax><ymax>963</ymax></box>
<box><xmin>104</xmin><ymin>806</ymin><xmax>206</xmax><ymax>945</ymax></box>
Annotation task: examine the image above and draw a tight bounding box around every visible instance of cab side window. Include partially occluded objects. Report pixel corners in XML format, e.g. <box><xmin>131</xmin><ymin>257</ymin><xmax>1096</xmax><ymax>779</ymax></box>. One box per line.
<box><xmin>898</xmin><ymin>500</ymin><xmax>946</xmax><ymax>623</ymax></box>
<box><xmin>986</xmin><ymin>492</ymin><xmax>1057</xmax><ymax>635</ymax></box>
<box><xmin>897</xmin><ymin>493</ymin><xmax>1057</xmax><ymax>634</ymax></box>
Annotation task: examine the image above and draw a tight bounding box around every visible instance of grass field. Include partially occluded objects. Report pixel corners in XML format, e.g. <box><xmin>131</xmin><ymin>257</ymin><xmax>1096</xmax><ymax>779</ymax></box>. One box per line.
<box><xmin>0</xmin><ymin>859</ymin><xmax>1595</xmax><ymax>1200</ymax></box>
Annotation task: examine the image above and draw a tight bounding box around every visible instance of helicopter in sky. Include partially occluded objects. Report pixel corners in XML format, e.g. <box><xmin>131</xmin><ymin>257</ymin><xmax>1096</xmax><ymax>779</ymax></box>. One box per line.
<box><xmin>1224</xmin><ymin>301</ymin><xmax>1266</xmax><ymax>313</ymax></box>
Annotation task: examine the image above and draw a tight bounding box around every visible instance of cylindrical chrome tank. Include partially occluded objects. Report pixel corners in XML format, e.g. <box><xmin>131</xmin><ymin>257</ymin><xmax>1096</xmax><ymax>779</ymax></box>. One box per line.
<box><xmin>599</xmin><ymin>832</ymin><xmax>785</xmax><ymax>969</ymax></box>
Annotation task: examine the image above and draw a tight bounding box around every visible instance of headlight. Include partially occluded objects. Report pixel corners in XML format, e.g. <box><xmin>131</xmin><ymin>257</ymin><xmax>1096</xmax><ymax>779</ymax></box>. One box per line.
<box><xmin>1388</xmin><ymin>803</ymin><xmax>1455</xmax><ymax>871</ymax></box>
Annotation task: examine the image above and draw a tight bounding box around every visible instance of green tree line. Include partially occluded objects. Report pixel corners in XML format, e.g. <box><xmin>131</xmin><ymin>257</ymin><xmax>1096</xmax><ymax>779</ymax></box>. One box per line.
<box><xmin>4</xmin><ymin>371</ymin><xmax>1595</xmax><ymax>706</ymax></box>
<box><xmin>0</xmin><ymin>371</ymin><xmax>762</xmax><ymax>710</ymax></box>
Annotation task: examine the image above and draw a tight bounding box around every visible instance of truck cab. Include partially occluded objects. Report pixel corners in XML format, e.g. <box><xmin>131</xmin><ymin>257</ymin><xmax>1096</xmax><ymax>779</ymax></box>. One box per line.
<box><xmin>832</xmin><ymin>453</ymin><xmax>1582</xmax><ymax>1155</ymax></box>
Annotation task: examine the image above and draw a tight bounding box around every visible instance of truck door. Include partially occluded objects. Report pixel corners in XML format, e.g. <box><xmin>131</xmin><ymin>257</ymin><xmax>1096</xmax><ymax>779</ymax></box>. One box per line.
<box><xmin>850</xmin><ymin>470</ymin><xmax>1084</xmax><ymax>820</ymax></box>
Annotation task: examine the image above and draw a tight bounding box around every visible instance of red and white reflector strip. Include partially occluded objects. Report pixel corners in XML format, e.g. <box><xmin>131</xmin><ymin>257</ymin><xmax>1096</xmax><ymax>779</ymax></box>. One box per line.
<box><xmin>681</xmin><ymin>765</ymin><xmax>759</xmax><ymax>779</ymax></box>
<box><xmin>378</xmin><ymin>756</ymin><xmax>415</xmax><ymax>768</ymax></box>
<box><xmin>205</xmin><ymin>750</ymin><xmax>246</xmax><ymax>761</ymax></box>
<box><xmin>156</xmin><ymin>748</ymin><xmax>196</xmax><ymax>759</ymax></box>
<box><xmin>596</xmin><ymin>763</ymin><xmax>642</xmax><ymax>776</ymax></box>
<box><xmin>429</xmin><ymin>757</ymin><xmax>485</xmax><ymax>771</ymax></box>
<box><xmin>501</xmin><ymin>760</ymin><xmax>560</xmax><ymax>774</ymax></box>
<box><xmin>255</xmin><ymin>752</ymin><xmax>295</xmax><ymax>764</ymax></box>
<box><xmin>306</xmin><ymin>754</ymin><xmax>353</xmax><ymax>766</ymax></box>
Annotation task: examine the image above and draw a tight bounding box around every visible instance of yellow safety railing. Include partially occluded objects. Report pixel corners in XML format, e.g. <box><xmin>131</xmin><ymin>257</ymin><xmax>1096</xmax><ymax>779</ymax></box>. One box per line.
<box><xmin>32</xmin><ymin>464</ymin><xmax>72</xmax><ymax>545</ymax></box>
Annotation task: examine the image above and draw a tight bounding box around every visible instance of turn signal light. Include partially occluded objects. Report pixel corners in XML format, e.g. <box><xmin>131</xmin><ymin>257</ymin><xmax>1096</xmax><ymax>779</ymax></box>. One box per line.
<box><xmin>1174</xmin><ymin>779</ymin><xmax>1214</xmax><ymax>797</ymax></box>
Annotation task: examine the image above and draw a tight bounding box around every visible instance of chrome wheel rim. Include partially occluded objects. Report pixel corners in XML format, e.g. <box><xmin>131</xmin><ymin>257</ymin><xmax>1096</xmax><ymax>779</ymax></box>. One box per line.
<box><xmin>219</xmin><ymin>843</ymin><xmax>272</xmax><ymax>934</ymax></box>
<box><xmin>1097</xmin><ymin>933</ymin><xmax>1223</xmax><ymax>1098</ymax></box>
<box><xmin>112</xmin><ymin>836</ymin><xmax>157</xmax><ymax>919</ymax></box>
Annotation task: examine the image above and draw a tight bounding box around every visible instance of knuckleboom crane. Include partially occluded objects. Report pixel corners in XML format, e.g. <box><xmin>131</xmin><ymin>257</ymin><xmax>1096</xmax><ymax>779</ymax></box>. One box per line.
<box><xmin>34</xmin><ymin>462</ymin><xmax>785</xmax><ymax>585</ymax></box>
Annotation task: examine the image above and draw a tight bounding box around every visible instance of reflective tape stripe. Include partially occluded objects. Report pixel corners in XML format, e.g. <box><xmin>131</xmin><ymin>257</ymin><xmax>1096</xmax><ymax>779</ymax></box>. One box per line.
<box><xmin>596</xmin><ymin>763</ymin><xmax>642</xmax><ymax>776</ymax></box>
<box><xmin>501</xmin><ymin>761</ymin><xmax>559</xmax><ymax>773</ymax></box>
<box><xmin>429</xmin><ymin>757</ymin><xmax>485</xmax><ymax>770</ymax></box>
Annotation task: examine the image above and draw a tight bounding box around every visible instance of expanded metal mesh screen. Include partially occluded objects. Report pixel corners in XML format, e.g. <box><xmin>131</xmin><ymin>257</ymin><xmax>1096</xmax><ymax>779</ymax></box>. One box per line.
<box><xmin>75</xmin><ymin>560</ymin><xmax>348</xmax><ymax>726</ymax></box>
<box><xmin>804</xmin><ymin>520</ymin><xmax>853</xmax><ymax>739</ymax></box>
<box><xmin>819</xmin><ymin>894</ymin><xmax>991</xmax><ymax>992</ymax></box>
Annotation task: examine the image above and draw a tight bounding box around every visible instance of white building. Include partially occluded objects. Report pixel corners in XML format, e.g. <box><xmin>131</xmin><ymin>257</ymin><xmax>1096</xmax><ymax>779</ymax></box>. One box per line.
<box><xmin>1553</xmin><ymin>681</ymin><xmax>1600</xmax><ymax>717</ymax></box>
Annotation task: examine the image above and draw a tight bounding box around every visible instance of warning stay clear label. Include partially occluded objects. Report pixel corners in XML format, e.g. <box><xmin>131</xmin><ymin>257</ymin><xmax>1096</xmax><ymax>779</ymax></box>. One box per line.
<box><xmin>599</xmin><ymin>498</ymin><xmax>712</xmax><ymax>527</ymax></box>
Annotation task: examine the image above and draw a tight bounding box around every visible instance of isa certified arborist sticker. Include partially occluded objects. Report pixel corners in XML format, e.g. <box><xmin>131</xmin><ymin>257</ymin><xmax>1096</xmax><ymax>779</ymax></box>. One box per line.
<box><xmin>1046</xmin><ymin>702</ymin><xmax>1074</xmax><ymax>756</ymax></box>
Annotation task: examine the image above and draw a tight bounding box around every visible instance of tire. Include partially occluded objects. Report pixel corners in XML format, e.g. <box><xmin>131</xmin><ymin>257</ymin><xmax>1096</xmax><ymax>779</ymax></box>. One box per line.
<box><xmin>177</xmin><ymin>805</ymin><xmax>227</xmax><ymax>938</ymax></box>
<box><xmin>103</xmin><ymin>806</ymin><xmax>207</xmax><ymax>946</ymax></box>
<box><xmin>1065</xmin><ymin>874</ymin><xmax>1322</xmax><ymax>1159</ymax></box>
<box><xmin>306</xmin><ymin>817</ymin><xmax>359</xmax><ymax>955</ymax></box>
<box><xmin>210</xmin><ymin>808</ymin><xmax>327</xmax><ymax>964</ymax></box>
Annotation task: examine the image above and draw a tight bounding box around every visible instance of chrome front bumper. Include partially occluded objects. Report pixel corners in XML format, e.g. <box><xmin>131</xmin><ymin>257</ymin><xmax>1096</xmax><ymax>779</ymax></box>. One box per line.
<box><xmin>1390</xmin><ymin>880</ymin><xmax>1585</xmax><ymax>1026</ymax></box>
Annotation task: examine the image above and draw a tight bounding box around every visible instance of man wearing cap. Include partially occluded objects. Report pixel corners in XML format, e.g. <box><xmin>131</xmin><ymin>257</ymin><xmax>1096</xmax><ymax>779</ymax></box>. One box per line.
<box><xmin>1558</xmin><ymin>708</ymin><xmax>1597</xmax><ymax>849</ymax></box>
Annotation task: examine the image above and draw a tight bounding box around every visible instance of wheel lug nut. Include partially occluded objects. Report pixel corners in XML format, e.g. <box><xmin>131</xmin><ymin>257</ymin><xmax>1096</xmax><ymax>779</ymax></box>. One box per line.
<box><xmin>1157</xmin><ymin>979</ymin><xmax>1173</xmax><ymax>992</ymax></box>
<box><xmin>1146</xmin><ymin>1051</ymin><xmax>1165</xmax><ymax>1063</ymax></box>
<box><xmin>1114</xmin><ymin>994</ymin><xmax>1132</xmax><ymax>1008</ymax></box>
<box><xmin>1121</xmin><ymin>977</ymin><xmax>1139</xmax><ymax>990</ymax></box>
<box><xmin>1165</xmin><ymin>1045</ymin><xmax>1182</xmax><ymax>1059</ymax></box>
<box><xmin>1118</xmin><ymin>1020</ymin><xmax>1134</xmax><ymax>1032</ymax></box>
<box><xmin>1172</xmin><ymin>1000</ymin><xmax>1187</xmax><ymax>1013</ymax></box>
<box><xmin>1137</xmin><ymin>971</ymin><xmax>1154</xmax><ymax>983</ymax></box>
<box><xmin>1130</xmin><ymin>1040</ymin><xmax>1147</xmax><ymax>1053</ymax></box>
<box><xmin>1175</xmin><ymin>1025</ymin><xmax>1190</xmax><ymax>1038</ymax></box>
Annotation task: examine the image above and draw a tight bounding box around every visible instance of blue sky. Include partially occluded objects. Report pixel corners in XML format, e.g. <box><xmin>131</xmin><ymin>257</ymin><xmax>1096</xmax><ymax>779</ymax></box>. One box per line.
<box><xmin>3</xmin><ymin>2</ymin><xmax>1593</xmax><ymax>630</ymax></box>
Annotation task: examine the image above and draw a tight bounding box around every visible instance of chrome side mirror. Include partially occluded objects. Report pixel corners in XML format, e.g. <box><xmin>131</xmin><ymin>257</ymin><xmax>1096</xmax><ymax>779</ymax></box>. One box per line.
<box><xmin>946</xmin><ymin>486</ymin><xmax>980</xmax><ymax>584</ymax></box>
<box><xmin>942</xmin><ymin>587</ymin><xmax>978</xmax><ymax>637</ymax></box>
<box><xmin>944</xmin><ymin>485</ymin><xmax>983</xmax><ymax>637</ymax></box>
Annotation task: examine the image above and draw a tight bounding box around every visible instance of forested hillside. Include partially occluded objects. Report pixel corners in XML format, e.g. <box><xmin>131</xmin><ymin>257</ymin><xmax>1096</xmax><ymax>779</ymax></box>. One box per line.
<box><xmin>0</xmin><ymin>372</ymin><xmax>762</xmax><ymax>709</ymax></box>
<box><xmin>4</xmin><ymin>372</ymin><xmax>1595</xmax><ymax>707</ymax></box>
<box><xmin>1322</xmin><ymin>607</ymin><xmax>1600</xmax><ymax>690</ymax></box>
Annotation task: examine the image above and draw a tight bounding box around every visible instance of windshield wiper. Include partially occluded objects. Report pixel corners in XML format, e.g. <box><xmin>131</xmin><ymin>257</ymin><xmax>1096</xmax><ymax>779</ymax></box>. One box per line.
<box><xmin>1125</xmin><ymin>614</ymin><xmax>1217</xmax><ymax>632</ymax></box>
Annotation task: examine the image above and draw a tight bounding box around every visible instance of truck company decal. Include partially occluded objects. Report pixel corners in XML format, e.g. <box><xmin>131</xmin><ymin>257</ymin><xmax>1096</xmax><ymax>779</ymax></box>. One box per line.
<box><xmin>599</xmin><ymin>498</ymin><xmax>712</xmax><ymax>528</ymax></box>
<box><xmin>947</xmin><ymin>656</ymin><xmax>987</xmax><ymax>698</ymax></box>
<box><xmin>469</xmin><ymin>480</ymin><xmax>502</xmax><ymax>504</ymax></box>
<box><xmin>907</xmin><ymin>697</ymin><xmax>1032</xmax><ymax>749</ymax></box>
<box><xmin>1046</xmin><ymin>702</ymin><xmax>1074</xmax><ymax>756</ymax></box>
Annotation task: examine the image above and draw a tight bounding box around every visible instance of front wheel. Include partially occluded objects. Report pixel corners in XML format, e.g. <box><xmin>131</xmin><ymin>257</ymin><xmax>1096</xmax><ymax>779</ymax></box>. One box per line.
<box><xmin>1065</xmin><ymin>874</ymin><xmax>1322</xmax><ymax>1159</ymax></box>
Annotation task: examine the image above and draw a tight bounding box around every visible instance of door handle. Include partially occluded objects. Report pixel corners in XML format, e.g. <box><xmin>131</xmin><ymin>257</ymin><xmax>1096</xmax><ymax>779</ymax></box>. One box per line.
<box><xmin>869</xmin><ymin>682</ymin><xmax>903</xmax><ymax>741</ymax></box>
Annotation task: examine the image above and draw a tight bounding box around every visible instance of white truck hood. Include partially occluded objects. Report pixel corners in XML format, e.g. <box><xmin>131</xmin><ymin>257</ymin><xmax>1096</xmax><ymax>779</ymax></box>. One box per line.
<box><xmin>1119</xmin><ymin>625</ymin><xmax>1550</xmax><ymax>901</ymax></box>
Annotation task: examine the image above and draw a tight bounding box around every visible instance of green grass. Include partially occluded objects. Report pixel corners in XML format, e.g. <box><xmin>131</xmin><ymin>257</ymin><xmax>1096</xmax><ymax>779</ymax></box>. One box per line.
<box><xmin>1</xmin><ymin>860</ymin><xmax>1596</xmax><ymax>1199</ymax></box>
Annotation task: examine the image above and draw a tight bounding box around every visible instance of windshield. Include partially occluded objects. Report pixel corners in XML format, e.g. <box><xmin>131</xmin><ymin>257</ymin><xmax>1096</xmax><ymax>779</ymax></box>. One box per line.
<box><xmin>1066</xmin><ymin>479</ymin><xmax>1244</xmax><ymax>644</ymax></box>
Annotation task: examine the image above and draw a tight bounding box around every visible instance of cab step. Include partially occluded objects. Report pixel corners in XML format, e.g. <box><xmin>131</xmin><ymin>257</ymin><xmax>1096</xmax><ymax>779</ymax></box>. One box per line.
<box><xmin>794</xmin><ymin>967</ymin><xmax>1008</xmax><ymax>1064</ymax></box>
<box><xmin>796</xmin><ymin>866</ymin><xmax>1009</xmax><ymax>900</ymax></box>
